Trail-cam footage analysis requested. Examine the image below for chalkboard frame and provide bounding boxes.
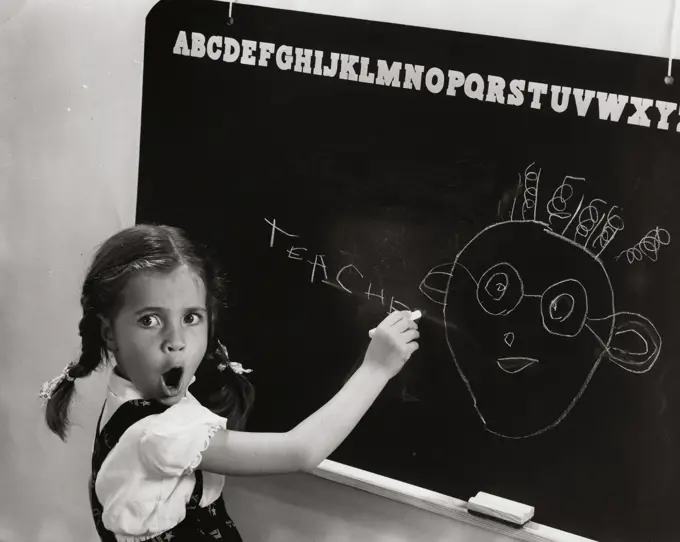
[312,461,594,542]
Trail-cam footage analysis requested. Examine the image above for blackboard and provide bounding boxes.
[136,2,680,540]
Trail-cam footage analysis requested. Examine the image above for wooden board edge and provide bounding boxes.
[310,460,597,542]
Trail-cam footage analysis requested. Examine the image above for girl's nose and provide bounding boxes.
[163,326,186,352]
[165,341,185,352]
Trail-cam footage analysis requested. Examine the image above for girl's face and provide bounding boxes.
[101,264,209,405]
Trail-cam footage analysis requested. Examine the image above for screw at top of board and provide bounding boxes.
[228,1,234,26]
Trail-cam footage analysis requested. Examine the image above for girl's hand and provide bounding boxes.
[364,310,420,380]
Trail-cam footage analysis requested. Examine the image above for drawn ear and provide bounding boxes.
[607,312,661,373]
[419,262,455,306]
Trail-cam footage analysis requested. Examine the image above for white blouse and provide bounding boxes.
[95,370,227,542]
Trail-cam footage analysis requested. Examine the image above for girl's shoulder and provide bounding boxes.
[97,392,228,487]
[134,394,228,477]
[101,371,228,477]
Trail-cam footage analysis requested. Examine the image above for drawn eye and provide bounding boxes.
[548,293,574,322]
[541,279,588,337]
[485,272,509,300]
[477,263,524,315]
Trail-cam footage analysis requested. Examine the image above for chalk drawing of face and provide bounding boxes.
[420,164,662,438]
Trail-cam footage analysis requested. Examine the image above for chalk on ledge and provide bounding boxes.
[368,310,422,338]
[467,492,534,526]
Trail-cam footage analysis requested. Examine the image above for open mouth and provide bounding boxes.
[497,357,538,374]
[161,366,184,395]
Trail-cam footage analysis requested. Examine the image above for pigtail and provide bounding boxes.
[191,340,255,430]
[45,310,108,441]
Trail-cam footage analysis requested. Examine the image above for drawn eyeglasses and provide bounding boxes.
[475,263,588,338]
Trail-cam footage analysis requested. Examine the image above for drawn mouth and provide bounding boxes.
[496,357,539,374]
[161,366,184,394]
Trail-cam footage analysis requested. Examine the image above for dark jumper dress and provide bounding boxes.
[89,399,243,541]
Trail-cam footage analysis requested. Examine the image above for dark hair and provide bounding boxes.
[44,224,254,440]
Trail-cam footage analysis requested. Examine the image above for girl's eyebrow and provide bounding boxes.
[133,306,207,315]
[134,306,167,315]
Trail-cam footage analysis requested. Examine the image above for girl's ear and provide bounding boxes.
[607,311,661,373]
[98,315,117,352]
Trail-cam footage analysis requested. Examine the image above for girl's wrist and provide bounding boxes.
[358,359,394,383]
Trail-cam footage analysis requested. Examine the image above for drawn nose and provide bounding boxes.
[503,332,515,347]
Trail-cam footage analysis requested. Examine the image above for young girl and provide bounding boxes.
[40,224,420,542]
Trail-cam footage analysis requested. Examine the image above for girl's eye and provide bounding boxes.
[184,313,203,325]
[139,315,161,328]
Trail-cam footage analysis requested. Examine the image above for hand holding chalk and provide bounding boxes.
[364,310,420,380]
[368,310,421,338]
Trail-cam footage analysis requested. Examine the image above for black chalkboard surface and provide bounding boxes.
[136,2,680,540]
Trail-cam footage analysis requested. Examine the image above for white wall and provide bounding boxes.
[236,0,680,59]
[1,0,677,541]
[1,0,156,540]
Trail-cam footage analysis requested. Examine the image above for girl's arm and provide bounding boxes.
[199,310,419,476]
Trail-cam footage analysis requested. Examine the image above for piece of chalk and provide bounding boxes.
[467,492,534,526]
[368,310,422,338]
